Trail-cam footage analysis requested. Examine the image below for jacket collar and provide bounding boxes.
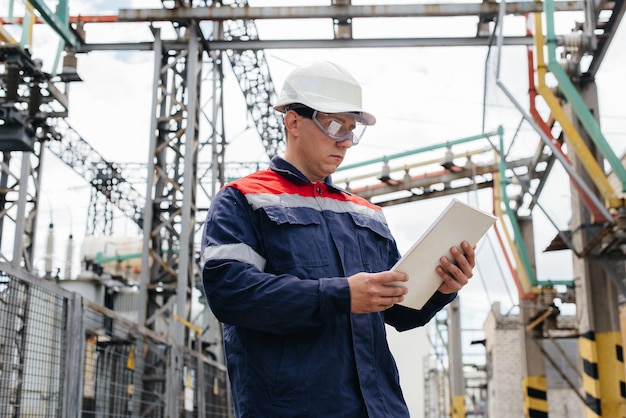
[269,156,351,195]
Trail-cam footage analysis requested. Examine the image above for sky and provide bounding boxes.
[1,1,625,415]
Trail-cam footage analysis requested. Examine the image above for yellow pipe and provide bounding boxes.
[532,10,621,209]
[493,152,535,295]
[0,24,17,43]
[172,313,203,336]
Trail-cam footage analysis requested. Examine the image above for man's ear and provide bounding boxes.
[283,111,301,138]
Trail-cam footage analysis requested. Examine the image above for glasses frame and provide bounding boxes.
[285,104,366,146]
[311,111,366,145]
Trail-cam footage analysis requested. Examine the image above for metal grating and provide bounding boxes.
[0,265,230,417]
[0,275,66,417]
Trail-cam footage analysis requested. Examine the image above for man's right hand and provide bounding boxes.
[347,271,408,313]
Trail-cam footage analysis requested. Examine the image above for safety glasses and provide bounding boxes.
[311,111,367,145]
[286,104,367,145]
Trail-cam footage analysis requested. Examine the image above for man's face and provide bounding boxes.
[285,111,355,183]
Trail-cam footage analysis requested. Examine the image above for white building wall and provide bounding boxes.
[548,388,585,418]
[387,325,432,418]
[484,304,524,418]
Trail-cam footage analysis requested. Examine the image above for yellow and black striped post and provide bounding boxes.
[579,330,626,417]
[523,375,548,417]
[450,394,465,418]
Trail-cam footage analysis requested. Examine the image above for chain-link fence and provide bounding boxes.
[0,262,230,418]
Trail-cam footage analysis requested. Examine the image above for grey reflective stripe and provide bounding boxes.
[246,193,387,225]
[202,243,266,271]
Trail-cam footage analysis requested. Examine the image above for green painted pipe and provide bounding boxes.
[497,127,538,287]
[28,0,78,47]
[336,130,499,172]
[19,4,32,49]
[94,247,178,265]
[544,0,626,192]
[497,127,573,287]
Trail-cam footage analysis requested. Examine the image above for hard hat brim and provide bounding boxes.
[274,102,376,126]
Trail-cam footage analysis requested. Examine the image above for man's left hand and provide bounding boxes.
[436,241,475,294]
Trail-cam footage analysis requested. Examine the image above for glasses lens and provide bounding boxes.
[313,111,366,145]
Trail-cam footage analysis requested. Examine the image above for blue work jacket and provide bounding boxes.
[201,156,456,417]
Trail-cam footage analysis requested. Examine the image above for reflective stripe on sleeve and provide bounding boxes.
[247,193,387,225]
[202,243,266,271]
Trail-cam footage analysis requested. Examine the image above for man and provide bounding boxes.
[201,61,475,417]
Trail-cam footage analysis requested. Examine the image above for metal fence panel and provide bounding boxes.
[0,264,230,418]
[0,272,67,417]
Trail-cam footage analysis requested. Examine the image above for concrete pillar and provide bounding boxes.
[518,217,549,417]
[448,297,466,417]
[564,80,626,417]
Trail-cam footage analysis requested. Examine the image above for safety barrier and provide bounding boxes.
[0,262,230,417]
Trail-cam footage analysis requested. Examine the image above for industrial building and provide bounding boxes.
[0,1,625,417]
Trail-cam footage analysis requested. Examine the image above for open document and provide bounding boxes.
[389,199,497,310]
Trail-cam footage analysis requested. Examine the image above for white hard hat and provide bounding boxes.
[273,61,376,126]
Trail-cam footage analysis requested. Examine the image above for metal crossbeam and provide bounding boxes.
[118,2,584,21]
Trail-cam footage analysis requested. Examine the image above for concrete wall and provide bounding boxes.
[484,303,524,417]
[484,302,584,418]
